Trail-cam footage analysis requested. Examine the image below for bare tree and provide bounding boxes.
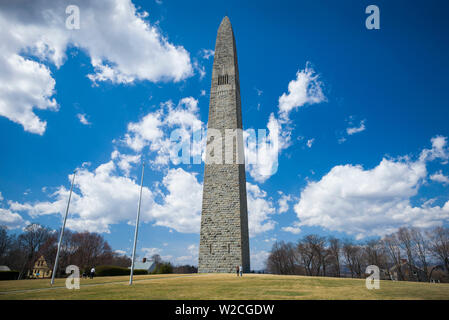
[342,241,364,278]
[267,241,297,275]
[397,227,420,281]
[297,241,314,276]
[283,242,298,275]
[69,231,113,272]
[410,228,429,281]
[363,238,389,281]
[297,235,326,276]
[382,234,404,280]
[110,252,131,267]
[17,223,52,279]
[36,233,57,271]
[427,226,449,276]
[0,225,11,262]
[328,237,341,277]
[3,236,26,272]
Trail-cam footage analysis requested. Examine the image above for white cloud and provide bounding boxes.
[172,244,198,265]
[0,0,193,134]
[175,255,192,263]
[0,192,3,201]
[420,135,449,163]
[247,183,276,237]
[186,244,197,254]
[346,120,366,135]
[0,53,58,135]
[245,114,283,183]
[114,249,127,255]
[0,208,27,229]
[150,168,203,233]
[278,193,292,214]
[123,97,204,166]
[142,247,161,258]
[430,171,449,185]
[161,255,173,261]
[111,150,141,176]
[193,60,206,80]
[8,157,207,234]
[250,250,269,270]
[338,137,347,144]
[124,110,164,152]
[293,136,449,239]
[282,226,301,234]
[9,159,155,233]
[200,90,206,96]
[306,138,315,148]
[278,63,326,122]
[200,49,214,60]
[77,113,91,125]
[246,64,325,183]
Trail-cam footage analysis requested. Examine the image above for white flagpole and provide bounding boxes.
[51,170,76,285]
[129,162,145,285]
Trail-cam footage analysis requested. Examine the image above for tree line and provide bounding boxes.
[0,223,131,279]
[0,223,197,279]
[266,226,449,283]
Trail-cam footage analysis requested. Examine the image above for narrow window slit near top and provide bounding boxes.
[218,74,228,85]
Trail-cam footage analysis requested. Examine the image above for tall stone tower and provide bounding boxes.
[198,17,250,273]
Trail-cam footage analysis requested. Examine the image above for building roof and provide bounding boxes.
[129,260,156,272]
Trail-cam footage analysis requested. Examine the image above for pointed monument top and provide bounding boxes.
[216,16,235,54]
[218,16,232,31]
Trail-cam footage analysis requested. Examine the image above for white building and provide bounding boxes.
[129,258,157,273]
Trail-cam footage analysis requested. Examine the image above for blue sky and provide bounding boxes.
[0,0,448,270]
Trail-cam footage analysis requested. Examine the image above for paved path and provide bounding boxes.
[0,274,206,295]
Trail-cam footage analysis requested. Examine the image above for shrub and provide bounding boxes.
[173,265,198,274]
[95,265,148,276]
[133,269,148,275]
[0,271,19,280]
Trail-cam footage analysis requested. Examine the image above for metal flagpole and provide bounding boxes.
[129,161,145,285]
[51,170,76,285]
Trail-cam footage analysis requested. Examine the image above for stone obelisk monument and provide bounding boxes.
[198,17,250,273]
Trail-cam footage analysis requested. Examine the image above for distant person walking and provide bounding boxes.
[90,267,95,279]
[239,265,243,277]
[236,265,239,277]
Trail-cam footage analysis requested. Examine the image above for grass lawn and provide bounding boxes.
[0,273,448,300]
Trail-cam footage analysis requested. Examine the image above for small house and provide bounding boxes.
[28,255,52,279]
[129,258,157,273]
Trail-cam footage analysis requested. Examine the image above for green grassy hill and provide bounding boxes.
[1,273,448,300]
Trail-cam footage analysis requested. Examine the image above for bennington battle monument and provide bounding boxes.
[198,17,250,273]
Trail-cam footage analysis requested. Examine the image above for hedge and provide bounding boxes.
[0,271,19,280]
[94,265,147,277]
